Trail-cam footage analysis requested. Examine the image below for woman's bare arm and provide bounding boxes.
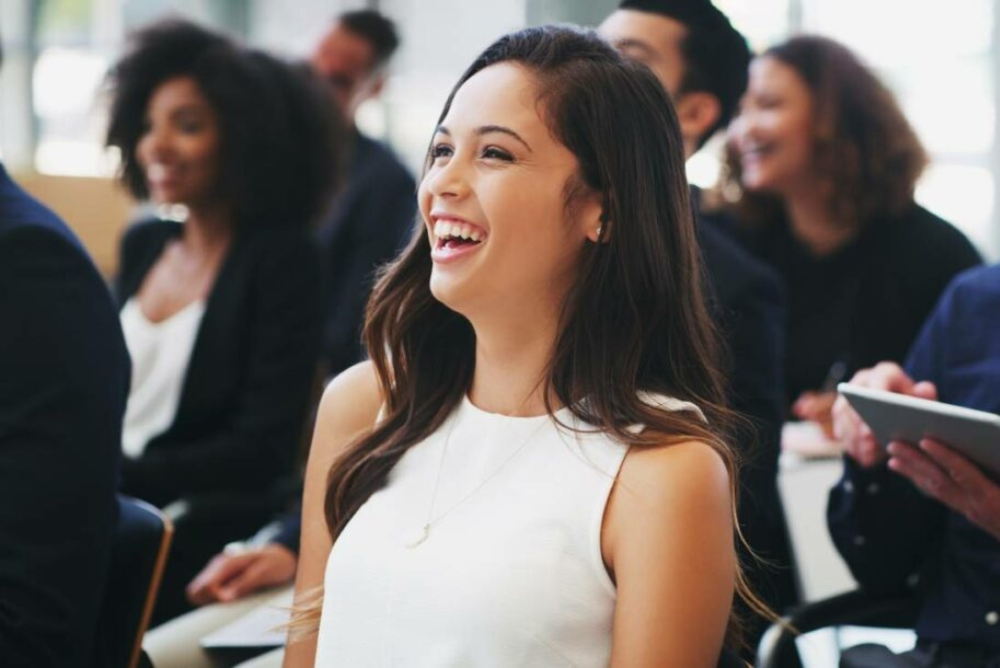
[604,440,736,668]
[283,361,382,668]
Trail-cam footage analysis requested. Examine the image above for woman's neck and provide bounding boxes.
[182,200,234,257]
[467,308,560,418]
[783,187,858,257]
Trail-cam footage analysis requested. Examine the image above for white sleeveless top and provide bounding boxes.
[120,298,205,457]
[314,392,705,667]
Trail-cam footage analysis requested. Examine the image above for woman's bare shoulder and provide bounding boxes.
[315,360,384,441]
[619,437,729,504]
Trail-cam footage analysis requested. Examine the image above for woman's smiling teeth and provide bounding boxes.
[433,220,486,249]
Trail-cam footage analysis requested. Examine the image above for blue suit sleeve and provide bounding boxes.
[269,509,302,555]
[826,280,957,594]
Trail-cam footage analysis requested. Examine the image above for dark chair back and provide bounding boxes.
[89,494,173,668]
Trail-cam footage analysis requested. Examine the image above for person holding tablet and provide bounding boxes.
[829,263,1000,667]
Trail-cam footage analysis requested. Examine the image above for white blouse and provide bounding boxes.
[314,392,705,667]
[120,298,205,458]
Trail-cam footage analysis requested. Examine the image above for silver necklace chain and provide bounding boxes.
[400,406,552,549]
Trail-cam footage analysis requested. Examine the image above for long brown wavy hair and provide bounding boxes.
[724,35,928,231]
[297,24,772,650]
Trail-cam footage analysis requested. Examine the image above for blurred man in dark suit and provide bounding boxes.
[0,43,130,665]
[310,9,417,375]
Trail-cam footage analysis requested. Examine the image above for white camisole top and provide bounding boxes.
[314,392,705,667]
[120,298,205,458]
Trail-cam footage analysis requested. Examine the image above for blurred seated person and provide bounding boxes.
[0,150,129,664]
[726,35,981,434]
[104,19,341,622]
[310,9,417,375]
[829,263,1000,667]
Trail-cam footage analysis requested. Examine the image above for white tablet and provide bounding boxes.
[837,383,1000,475]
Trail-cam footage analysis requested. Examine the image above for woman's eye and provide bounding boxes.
[176,116,206,134]
[430,143,453,159]
[756,95,782,110]
[482,146,513,161]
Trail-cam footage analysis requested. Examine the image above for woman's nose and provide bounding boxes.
[728,112,756,146]
[425,157,470,199]
[140,127,172,161]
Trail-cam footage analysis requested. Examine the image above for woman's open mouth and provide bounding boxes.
[431,219,487,263]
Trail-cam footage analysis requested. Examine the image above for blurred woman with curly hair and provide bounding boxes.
[726,35,981,433]
[105,18,343,622]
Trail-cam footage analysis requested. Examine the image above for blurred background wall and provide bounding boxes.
[2,0,998,274]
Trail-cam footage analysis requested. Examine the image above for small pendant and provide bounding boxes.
[401,524,429,549]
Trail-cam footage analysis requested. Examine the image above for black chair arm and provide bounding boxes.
[755,588,920,668]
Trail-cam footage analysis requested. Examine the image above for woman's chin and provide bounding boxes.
[742,175,779,195]
[150,192,187,208]
[742,166,802,197]
[429,273,461,305]
[429,272,477,315]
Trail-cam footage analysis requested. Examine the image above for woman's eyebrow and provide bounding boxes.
[433,124,532,152]
[476,125,532,152]
[169,104,210,119]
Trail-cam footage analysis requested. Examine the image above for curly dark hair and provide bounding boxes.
[726,35,927,229]
[106,18,344,231]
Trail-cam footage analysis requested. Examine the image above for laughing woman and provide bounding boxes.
[726,36,981,432]
[106,19,341,622]
[285,26,761,668]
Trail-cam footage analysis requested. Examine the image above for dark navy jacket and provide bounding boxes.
[317,129,416,376]
[0,164,129,666]
[828,263,1000,652]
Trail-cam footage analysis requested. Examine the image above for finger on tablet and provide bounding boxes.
[920,438,985,488]
[889,441,961,505]
[911,381,938,402]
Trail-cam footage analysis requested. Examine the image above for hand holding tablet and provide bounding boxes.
[830,362,939,469]
[836,378,1000,540]
[837,383,1000,476]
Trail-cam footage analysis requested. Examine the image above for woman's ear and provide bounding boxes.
[586,209,610,244]
[571,180,609,243]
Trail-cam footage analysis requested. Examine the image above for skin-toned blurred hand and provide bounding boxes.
[886,439,1000,542]
[792,390,838,437]
[831,362,938,468]
[186,543,298,606]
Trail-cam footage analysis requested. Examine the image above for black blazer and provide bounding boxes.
[0,164,129,667]
[114,219,324,508]
[735,204,982,406]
